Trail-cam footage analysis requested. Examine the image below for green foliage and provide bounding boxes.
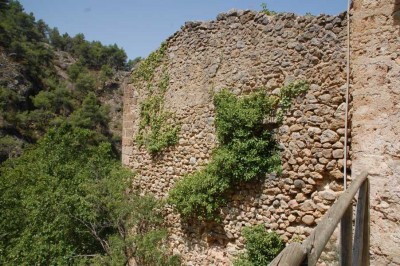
[0,2,63,157]
[99,64,114,84]
[132,43,167,83]
[233,254,254,266]
[0,125,126,264]
[69,92,109,131]
[0,1,45,48]
[49,30,128,70]
[32,86,75,116]
[126,56,142,70]
[169,82,308,221]
[133,45,179,154]
[67,62,88,82]
[75,73,96,94]
[67,62,103,111]
[81,193,179,266]
[260,3,277,16]
[0,0,10,11]
[136,95,180,154]
[0,8,144,264]
[0,86,26,120]
[168,169,230,220]
[0,0,53,82]
[234,225,284,266]
[48,27,64,49]
[0,135,23,161]
[277,80,309,121]
[0,124,179,265]
[15,109,57,136]
[213,90,282,182]
[168,89,281,220]
[0,1,130,163]
[135,230,181,266]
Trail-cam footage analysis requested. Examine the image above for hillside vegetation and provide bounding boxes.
[0,0,134,161]
[0,1,178,265]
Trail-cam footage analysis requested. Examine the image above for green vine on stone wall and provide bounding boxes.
[132,43,180,154]
[277,80,309,122]
[132,43,167,84]
[168,81,309,221]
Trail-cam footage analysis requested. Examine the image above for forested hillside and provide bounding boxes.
[0,0,134,162]
[0,1,178,265]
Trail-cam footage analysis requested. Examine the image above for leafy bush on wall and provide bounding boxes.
[234,225,284,266]
[168,81,309,221]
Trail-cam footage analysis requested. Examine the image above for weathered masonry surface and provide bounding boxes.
[123,10,348,265]
[350,0,400,264]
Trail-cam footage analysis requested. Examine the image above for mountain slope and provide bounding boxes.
[0,0,133,162]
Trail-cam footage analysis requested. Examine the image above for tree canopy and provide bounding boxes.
[0,125,179,265]
[0,0,131,162]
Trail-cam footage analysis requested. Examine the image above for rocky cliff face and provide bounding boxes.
[351,0,400,264]
[123,10,348,265]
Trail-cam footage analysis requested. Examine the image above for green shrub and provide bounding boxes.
[233,254,254,266]
[69,92,109,131]
[99,64,114,84]
[168,89,282,220]
[0,135,23,161]
[32,86,75,116]
[168,168,230,221]
[135,229,181,266]
[234,225,284,266]
[169,82,308,221]
[67,62,88,82]
[75,72,96,93]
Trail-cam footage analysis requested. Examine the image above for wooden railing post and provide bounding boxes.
[269,171,369,266]
[340,205,353,266]
[352,179,370,266]
[303,171,368,266]
[269,243,306,266]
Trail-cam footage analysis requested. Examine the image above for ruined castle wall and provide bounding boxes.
[350,0,400,264]
[123,10,347,264]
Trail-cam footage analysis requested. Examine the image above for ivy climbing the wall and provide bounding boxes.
[132,43,180,154]
[168,81,309,221]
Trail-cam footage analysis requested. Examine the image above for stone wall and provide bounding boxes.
[350,0,400,264]
[123,10,348,264]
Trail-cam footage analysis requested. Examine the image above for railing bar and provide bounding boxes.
[269,242,306,266]
[304,171,368,266]
[340,205,353,266]
[352,179,369,266]
[362,179,370,266]
[270,171,369,266]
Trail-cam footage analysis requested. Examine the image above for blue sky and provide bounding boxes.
[19,0,348,60]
